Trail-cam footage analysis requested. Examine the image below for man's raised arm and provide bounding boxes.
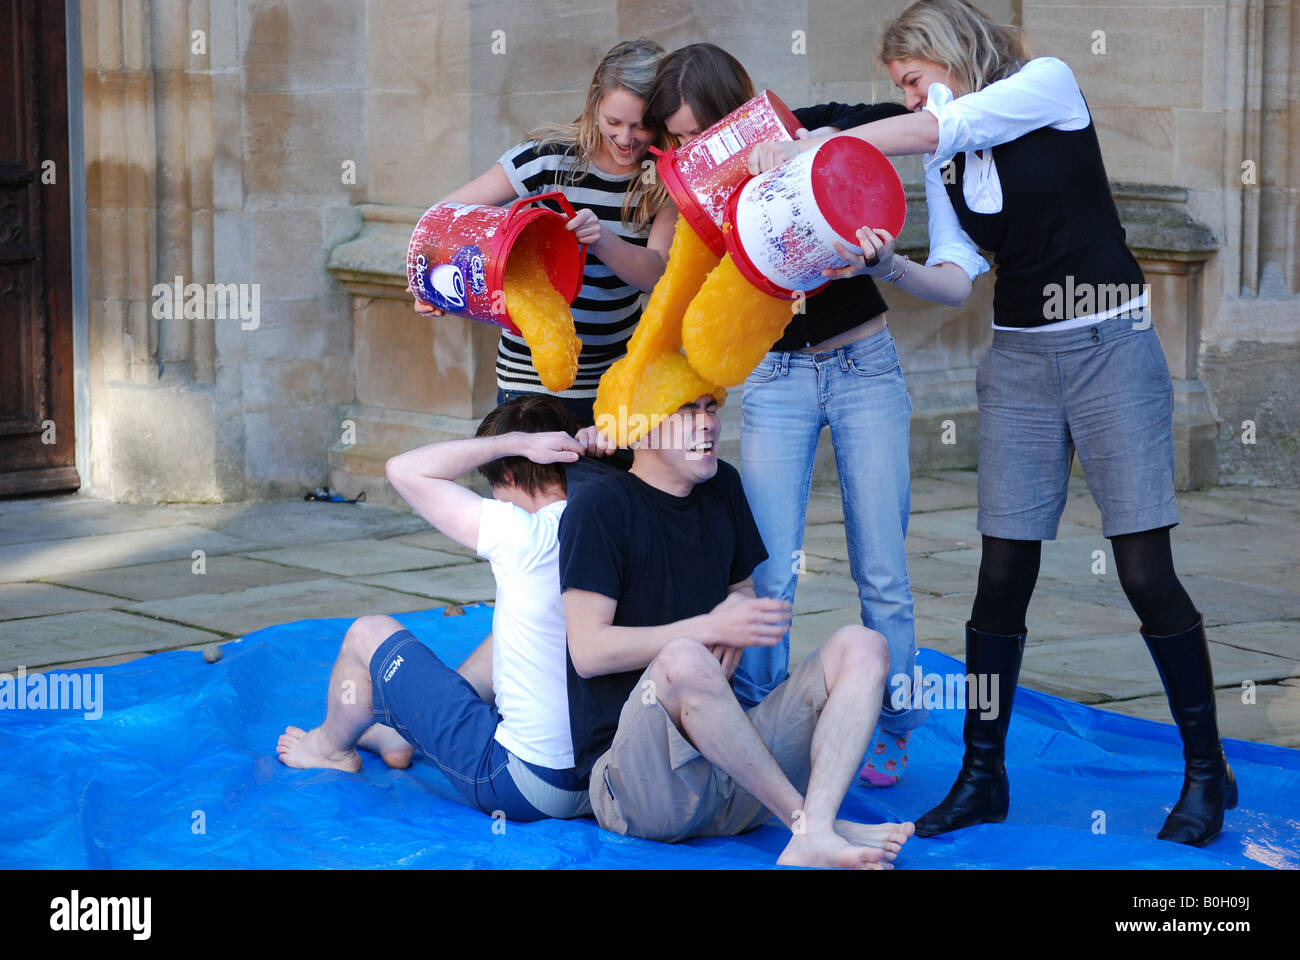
[385,431,582,550]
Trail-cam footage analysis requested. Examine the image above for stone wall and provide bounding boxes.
[81,0,360,501]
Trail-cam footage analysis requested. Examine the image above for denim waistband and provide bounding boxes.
[767,324,895,371]
[990,310,1152,354]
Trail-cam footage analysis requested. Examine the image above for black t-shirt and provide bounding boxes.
[771,100,910,350]
[557,458,768,776]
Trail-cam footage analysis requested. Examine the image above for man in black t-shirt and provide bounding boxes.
[561,394,915,869]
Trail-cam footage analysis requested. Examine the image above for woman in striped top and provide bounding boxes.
[412,39,677,426]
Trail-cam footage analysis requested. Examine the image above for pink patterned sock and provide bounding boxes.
[858,728,910,787]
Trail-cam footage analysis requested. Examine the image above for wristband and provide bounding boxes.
[885,255,911,284]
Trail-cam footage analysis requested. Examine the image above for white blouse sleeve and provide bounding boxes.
[922,161,989,283]
[922,57,1091,172]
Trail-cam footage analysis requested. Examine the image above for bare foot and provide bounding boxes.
[357,723,414,769]
[276,725,362,773]
[778,828,897,870]
[835,819,915,850]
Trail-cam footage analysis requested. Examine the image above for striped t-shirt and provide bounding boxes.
[497,141,650,399]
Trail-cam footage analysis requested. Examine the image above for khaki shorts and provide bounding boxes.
[589,649,828,843]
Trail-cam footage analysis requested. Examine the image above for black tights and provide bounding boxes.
[969,528,1198,637]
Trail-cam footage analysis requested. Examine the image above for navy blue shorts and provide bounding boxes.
[368,629,589,822]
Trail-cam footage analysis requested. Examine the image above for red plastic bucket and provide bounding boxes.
[722,137,906,299]
[406,192,586,336]
[652,90,801,257]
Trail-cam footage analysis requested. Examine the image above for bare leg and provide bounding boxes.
[650,633,900,870]
[356,724,413,768]
[456,633,494,702]
[277,615,403,772]
[782,626,913,866]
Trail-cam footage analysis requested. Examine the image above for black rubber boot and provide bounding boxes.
[914,623,1025,838]
[1142,615,1238,846]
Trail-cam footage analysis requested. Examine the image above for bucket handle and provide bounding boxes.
[503,191,588,264]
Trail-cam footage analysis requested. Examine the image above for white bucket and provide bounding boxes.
[724,137,907,298]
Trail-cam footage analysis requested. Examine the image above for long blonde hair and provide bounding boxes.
[879,0,1028,95]
[528,38,671,233]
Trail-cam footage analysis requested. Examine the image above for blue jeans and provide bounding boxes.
[735,328,927,733]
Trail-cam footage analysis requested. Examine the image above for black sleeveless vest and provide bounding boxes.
[942,120,1145,327]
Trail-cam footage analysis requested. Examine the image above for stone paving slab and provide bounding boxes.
[1016,635,1298,703]
[804,494,849,525]
[0,582,122,620]
[0,610,222,671]
[913,593,976,630]
[123,579,444,638]
[790,572,861,615]
[1202,486,1300,509]
[355,565,497,604]
[26,639,230,675]
[1101,680,1300,749]
[1051,574,1300,627]
[904,556,981,597]
[0,495,249,546]
[0,526,258,582]
[912,591,1139,644]
[201,501,429,547]
[915,619,967,657]
[243,538,471,576]
[905,532,968,556]
[908,473,980,513]
[1169,551,1299,592]
[387,529,481,558]
[789,608,860,664]
[45,556,326,602]
[800,523,849,560]
[1205,621,1300,665]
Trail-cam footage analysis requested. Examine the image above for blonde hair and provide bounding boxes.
[528,38,671,233]
[879,0,1028,95]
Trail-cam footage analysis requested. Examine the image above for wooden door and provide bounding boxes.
[0,0,77,495]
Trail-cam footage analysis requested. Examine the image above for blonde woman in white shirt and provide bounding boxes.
[751,0,1234,848]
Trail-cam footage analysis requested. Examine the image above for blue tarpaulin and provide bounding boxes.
[2,604,1295,869]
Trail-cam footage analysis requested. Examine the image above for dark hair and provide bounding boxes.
[474,395,582,496]
[644,43,755,136]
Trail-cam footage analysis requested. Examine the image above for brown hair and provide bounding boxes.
[879,0,1028,96]
[474,395,582,496]
[528,38,671,232]
[644,43,756,136]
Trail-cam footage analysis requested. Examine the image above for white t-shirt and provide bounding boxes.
[476,497,575,769]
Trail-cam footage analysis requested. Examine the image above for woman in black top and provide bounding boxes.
[645,44,928,789]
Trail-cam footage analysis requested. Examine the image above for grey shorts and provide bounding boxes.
[976,314,1179,540]
[589,649,828,843]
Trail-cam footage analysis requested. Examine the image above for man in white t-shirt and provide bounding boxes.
[275,396,594,821]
